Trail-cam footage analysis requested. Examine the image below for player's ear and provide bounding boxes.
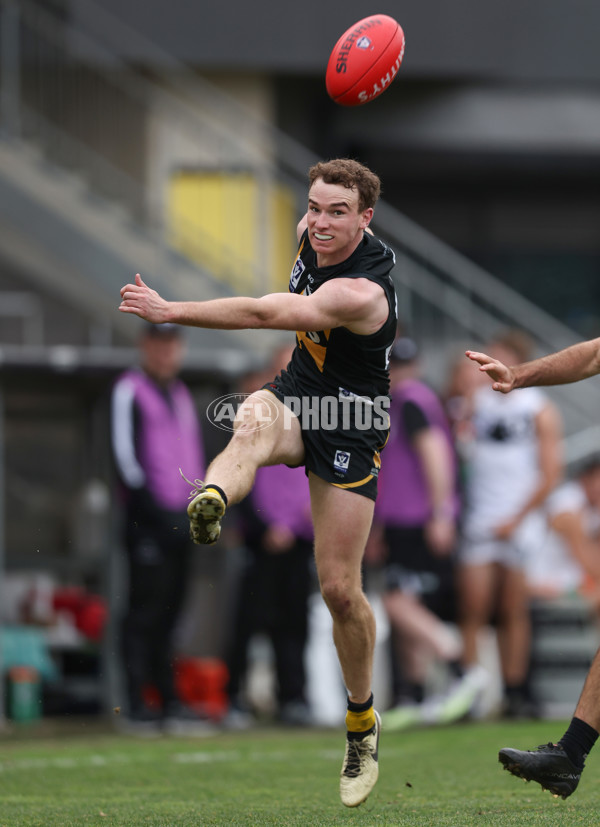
[360,208,374,229]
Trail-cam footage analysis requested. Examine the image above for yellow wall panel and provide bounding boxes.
[169,170,296,295]
[269,184,297,291]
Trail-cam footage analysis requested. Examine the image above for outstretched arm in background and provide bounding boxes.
[466,338,600,393]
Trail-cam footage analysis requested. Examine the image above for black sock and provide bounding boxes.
[448,660,464,679]
[559,717,599,768]
[347,692,374,713]
[205,484,228,506]
[505,682,530,700]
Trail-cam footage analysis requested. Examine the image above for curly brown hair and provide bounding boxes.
[308,159,381,212]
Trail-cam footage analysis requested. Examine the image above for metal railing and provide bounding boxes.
[1,0,600,445]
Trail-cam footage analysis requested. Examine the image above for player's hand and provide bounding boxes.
[425,515,456,556]
[262,524,295,554]
[119,273,171,323]
[493,517,520,541]
[363,521,387,565]
[465,350,515,393]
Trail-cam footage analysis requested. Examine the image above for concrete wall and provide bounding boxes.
[74,0,600,82]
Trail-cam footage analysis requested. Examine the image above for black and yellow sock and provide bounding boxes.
[346,692,375,733]
[204,484,228,507]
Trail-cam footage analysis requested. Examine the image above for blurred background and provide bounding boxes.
[1,0,600,729]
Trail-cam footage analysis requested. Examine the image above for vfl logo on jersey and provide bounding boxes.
[333,450,351,475]
[289,257,305,292]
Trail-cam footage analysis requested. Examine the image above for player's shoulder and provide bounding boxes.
[362,228,394,254]
[321,274,383,303]
[319,272,383,311]
[475,384,547,412]
[547,480,585,515]
[113,368,138,389]
[353,231,396,277]
[113,368,152,399]
[522,385,551,413]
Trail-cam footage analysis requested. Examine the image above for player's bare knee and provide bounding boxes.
[320,580,356,621]
[233,393,278,434]
[232,418,262,440]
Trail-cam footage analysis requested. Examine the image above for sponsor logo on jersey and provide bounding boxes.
[333,450,351,474]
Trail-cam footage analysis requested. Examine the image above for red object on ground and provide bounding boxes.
[52,587,108,641]
[176,657,229,721]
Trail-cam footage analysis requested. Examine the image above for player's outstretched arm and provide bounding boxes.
[119,273,301,330]
[466,338,600,393]
[119,272,386,333]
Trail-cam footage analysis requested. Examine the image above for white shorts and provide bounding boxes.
[459,512,547,570]
[458,536,524,569]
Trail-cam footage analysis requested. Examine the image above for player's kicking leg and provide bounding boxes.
[184,390,304,544]
[183,481,227,545]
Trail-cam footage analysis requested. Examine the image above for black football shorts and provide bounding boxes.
[263,367,389,502]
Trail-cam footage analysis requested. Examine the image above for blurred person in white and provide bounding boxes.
[525,455,600,609]
[458,329,563,718]
[373,338,481,731]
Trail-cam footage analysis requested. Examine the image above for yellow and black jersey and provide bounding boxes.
[287,229,398,399]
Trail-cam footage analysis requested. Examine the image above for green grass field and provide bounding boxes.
[0,718,598,826]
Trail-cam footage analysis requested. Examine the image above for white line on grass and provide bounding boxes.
[0,746,405,774]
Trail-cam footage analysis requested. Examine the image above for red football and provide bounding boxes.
[325,15,405,107]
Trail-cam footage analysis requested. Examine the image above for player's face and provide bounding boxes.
[307,178,373,267]
[487,344,520,369]
[141,336,184,384]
